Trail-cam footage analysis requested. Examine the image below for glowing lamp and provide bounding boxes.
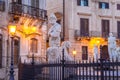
[8,25,16,36]
[72,49,77,55]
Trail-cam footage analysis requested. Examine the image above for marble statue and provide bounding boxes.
[93,44,99,61]
[46,41,73,62]
[61,41,73,61]
[47,13,73,61]
[115,46,120,60]
[48,13,61,47]
[46,13,74,80]
[108,33,116,60]
[46,41,73,80]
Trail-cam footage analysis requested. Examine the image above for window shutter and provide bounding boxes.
[106,20,109,36]
[117,21,120,38]
[0,35,2,68]
[17,0,22,4]
[99,2,102,8]
[117,4,120,10]
[36,0,39,8]
[14,38,20,65]
[102,20,109,37]
[106,3,109,9]
[80,18,89,36]
[0,1,5,12]
[77,0,80,5]
[85,0,88,6]
[85,19,89,36]
[102,20,105,37]
[80,18,85,36]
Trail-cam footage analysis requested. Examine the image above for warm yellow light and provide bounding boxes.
[31,26,37,33]
[73,49,77,55]
[23,26,37,35]
[96,40,100,44]
[89,37,103,47]
[23,26,31,34]
[8,25,16,36]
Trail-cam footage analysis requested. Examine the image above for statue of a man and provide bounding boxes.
[108,33,116,60]
[93,44,99,61]
[48,13,61,47]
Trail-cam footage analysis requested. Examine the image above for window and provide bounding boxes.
[117,21,120,38]
[99,2,109,9]
[30,38,38,53]
[117,4,120,10]
[82,46,88,60]
[101,20,110,38]
[31,0,39,8]
[12,0,22,4]
[80,18,89,37]
[77,0,88,6]
[0,0,5,12]
[31,0,39,16]
[14,37,20,65]
[0,35,2,68]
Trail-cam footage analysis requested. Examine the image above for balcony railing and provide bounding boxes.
[74,30,101,38]
[75,30,119,40]
[9,2,47,20]
[74,30,89,38]
[102,32,109,38]
[0,1,5,12]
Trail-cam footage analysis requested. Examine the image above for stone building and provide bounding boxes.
[0,0,63,80]
[64,0,120,61]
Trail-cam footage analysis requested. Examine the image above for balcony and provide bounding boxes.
[0,1,5,12]
[101,32,109,38]
[74,30,89,39]
[74,30,101,39]
[9,2,47,20]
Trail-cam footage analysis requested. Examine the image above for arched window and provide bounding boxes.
[0,34,2,68]
[30,38,38,53]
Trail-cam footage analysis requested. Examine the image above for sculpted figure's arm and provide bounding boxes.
[48,23,61,38]
[48,27,53,37]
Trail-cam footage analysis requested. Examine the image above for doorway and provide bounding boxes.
[101,45,109,60]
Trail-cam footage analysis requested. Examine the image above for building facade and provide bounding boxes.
[0,0,63,80]
[64,0,120,61]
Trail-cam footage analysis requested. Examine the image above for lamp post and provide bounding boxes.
[72,48,77,61]
[8,25,16,80]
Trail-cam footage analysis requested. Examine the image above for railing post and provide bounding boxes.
[31,54,35,80]
[99,45,104,80]
[61,49,65,80]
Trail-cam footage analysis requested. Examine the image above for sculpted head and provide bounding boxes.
[109,33,113,37]
[49,13,57,25]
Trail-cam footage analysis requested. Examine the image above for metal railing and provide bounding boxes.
[74,30,101,38]
[74,30,89,38]
[9,2,47,20]
[19,57,120,80]
[74,30,115,39]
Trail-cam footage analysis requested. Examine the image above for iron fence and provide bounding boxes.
[19,58,120,80]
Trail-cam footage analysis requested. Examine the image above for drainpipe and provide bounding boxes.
[63,0,65,41]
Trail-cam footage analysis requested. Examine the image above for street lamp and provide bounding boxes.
[72,48,77,61]
[8,25,16,80]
